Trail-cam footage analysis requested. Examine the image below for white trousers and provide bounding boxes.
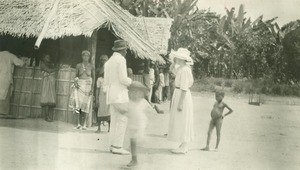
[109,104,128,148]
[158,85,163,101]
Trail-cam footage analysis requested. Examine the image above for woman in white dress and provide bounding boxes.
[167,48,194,154]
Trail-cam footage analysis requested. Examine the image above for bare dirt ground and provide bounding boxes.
[1,92,300,170]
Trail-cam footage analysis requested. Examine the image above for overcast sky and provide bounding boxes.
[197,0,300,26]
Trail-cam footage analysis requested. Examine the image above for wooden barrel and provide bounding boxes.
[10,67,42,118]
[55,68,77,123]
[10,67,76,123]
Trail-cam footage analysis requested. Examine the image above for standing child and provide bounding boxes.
[202,91,233,151]
[153,63,160,103]
[95,55,110,133]
[157,68,165,103]
[163,68,170,102]
[127,68,133,78]
[126,81,156,168]
[148,63,155,103]
[40,54,58,122]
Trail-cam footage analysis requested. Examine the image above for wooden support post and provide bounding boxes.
[34,0,60,49]
[87,31,97,127]
[89,32,97,67]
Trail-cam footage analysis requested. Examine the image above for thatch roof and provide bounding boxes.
[0,0,173,63]
[134,17,172,55]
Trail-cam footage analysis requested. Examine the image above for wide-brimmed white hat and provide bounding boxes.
[170,48,191,63]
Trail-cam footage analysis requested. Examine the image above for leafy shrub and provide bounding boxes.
[282,85,300,96]
[198,78,210,85]
[192,78,300,97]
[244,83,253,94]
[233,82,244,93]
[191,78,216,92]
[292,87,300,96]
[225,79,233,87]
[281,85,291,96]
[261,86,271,94]
[209,84,216,92]
[214,78,223,86]
[271,84,284,95]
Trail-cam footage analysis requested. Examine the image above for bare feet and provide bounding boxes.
[126,160,138,167]
[201,147,210,151]
[95,129,101,133]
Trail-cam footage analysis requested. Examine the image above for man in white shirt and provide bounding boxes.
[0,51,24,115]
[104,40,132,155]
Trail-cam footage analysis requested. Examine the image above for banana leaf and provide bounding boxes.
[265,17,278,24]
[252,15,263,26]
[162,9,171,18]
[274,23,280,30]
[224,7,235,31]
[217,16,226,34]
[236,4,245,32]
[241,18,251,32]
[149,5,159,15]
[180,0,198,17]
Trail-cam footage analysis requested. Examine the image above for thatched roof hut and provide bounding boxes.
[0,0,172,63]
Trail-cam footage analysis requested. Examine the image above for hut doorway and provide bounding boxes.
[94,27,117,78]
[94,27,147,87]
[96,28,117,61]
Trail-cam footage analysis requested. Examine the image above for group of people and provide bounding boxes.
[148,62,172,105]
[0,37,235,169]
[5,38,233,168]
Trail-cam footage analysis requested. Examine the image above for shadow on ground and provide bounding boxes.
[59,147,111,154]
[0,118,75,134]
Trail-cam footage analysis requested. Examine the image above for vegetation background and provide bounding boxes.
[113,0,300,96]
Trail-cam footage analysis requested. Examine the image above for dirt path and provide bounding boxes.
[1,94,300,170]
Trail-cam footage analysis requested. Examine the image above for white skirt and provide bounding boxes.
[167,88,194,142]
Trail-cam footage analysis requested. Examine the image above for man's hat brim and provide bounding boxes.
[112,46,128,51]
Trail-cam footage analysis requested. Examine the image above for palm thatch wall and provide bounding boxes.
[0,0,173,63]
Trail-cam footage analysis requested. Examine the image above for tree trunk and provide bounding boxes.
[142,0,149,17]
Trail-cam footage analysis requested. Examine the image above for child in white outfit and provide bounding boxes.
[126,81,156,168]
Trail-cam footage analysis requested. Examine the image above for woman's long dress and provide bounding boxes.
[167,65,194,142]
[40,71,56,107]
